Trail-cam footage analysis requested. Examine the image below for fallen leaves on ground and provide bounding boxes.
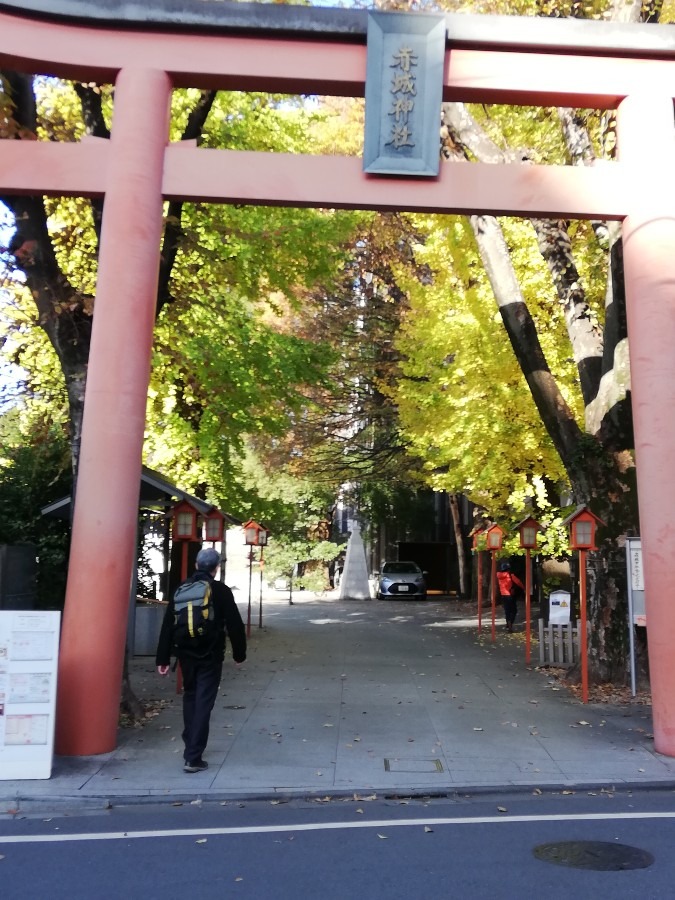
[544,669,651,706]
[119,698,171,729]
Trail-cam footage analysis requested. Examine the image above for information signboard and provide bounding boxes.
[549,590,571,625]
[627,538,645,626]
[626,536,644,697]
[0,610,60,780]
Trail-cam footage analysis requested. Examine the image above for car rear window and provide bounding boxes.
[383,563,420,574]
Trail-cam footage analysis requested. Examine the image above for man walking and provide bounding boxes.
[156,547,246,773]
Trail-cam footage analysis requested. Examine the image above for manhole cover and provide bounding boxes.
[384,758,444,773]
[533,841,654,871]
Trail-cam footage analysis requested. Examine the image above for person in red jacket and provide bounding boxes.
[496,560,525,633]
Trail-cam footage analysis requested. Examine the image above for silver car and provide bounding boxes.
[376,561,427,600]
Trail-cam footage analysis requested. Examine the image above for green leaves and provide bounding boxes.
[0,415,71,607]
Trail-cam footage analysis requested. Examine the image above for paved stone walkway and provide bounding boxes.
[1,593,670,811]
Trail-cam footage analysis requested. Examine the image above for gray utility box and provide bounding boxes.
[0,543,37,610]
[134,601,167,656]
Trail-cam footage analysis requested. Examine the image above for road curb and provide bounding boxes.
[5,778,675,815]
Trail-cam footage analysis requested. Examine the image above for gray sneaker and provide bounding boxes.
[183,759,208,773]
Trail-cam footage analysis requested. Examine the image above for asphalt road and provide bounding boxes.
[2,789,675,899]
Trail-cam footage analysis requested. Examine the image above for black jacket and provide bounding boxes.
[155,573,247,667]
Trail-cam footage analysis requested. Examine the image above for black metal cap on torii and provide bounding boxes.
[3,0,675,61]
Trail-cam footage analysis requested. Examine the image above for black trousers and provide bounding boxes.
[179,656,223,763]
[501,594,517,626]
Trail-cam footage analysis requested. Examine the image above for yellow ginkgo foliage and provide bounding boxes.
[389,212,582,520]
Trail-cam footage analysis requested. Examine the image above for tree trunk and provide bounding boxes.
[120,647,146,723]
[567,446,637,683]
[441,100,639,682]
[448,493,468,598]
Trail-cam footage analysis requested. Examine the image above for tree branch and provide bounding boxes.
[73,82,109,243]
[157,90,218,315]
[442,101,604,408]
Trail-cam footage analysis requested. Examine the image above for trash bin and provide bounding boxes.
[134,600,167,656]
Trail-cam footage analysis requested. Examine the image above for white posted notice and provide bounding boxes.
[0,610,61,780]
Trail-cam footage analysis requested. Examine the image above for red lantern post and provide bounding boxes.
[243,520,267,638]
[485,524,504,643]
[172,499,199,582]
[472,528,486,634]
[171,500,200,694]
[258,528,268,629]
[563,506,604,703]
[516,516,543,664]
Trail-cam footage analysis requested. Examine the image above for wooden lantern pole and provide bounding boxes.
[579,548,589,703]
[477,550,483,634]
[490,551,498,643]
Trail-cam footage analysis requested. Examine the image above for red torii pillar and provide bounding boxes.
[55,67,171,755]
[619,92,675,757]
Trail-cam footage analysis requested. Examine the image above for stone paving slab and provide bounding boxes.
[1,594,673,811]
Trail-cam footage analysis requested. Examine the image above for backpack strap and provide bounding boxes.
[187,599,195,637]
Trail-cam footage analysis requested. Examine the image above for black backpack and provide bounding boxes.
[172,576,219,658]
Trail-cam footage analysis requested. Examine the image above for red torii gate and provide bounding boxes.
[1,0,675,756]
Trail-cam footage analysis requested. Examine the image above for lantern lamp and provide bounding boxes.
[172,499,199,542]
[243,519,267,546]
[485,524,504,551]
[204,509,225,543]
[562,506,604,551]
[516,516,542,550]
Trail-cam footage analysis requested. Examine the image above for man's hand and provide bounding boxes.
[157,665,170,676]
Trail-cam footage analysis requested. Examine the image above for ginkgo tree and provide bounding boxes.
[392,213,577,521]
[375,0,669,682]
[0,75,362,507]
